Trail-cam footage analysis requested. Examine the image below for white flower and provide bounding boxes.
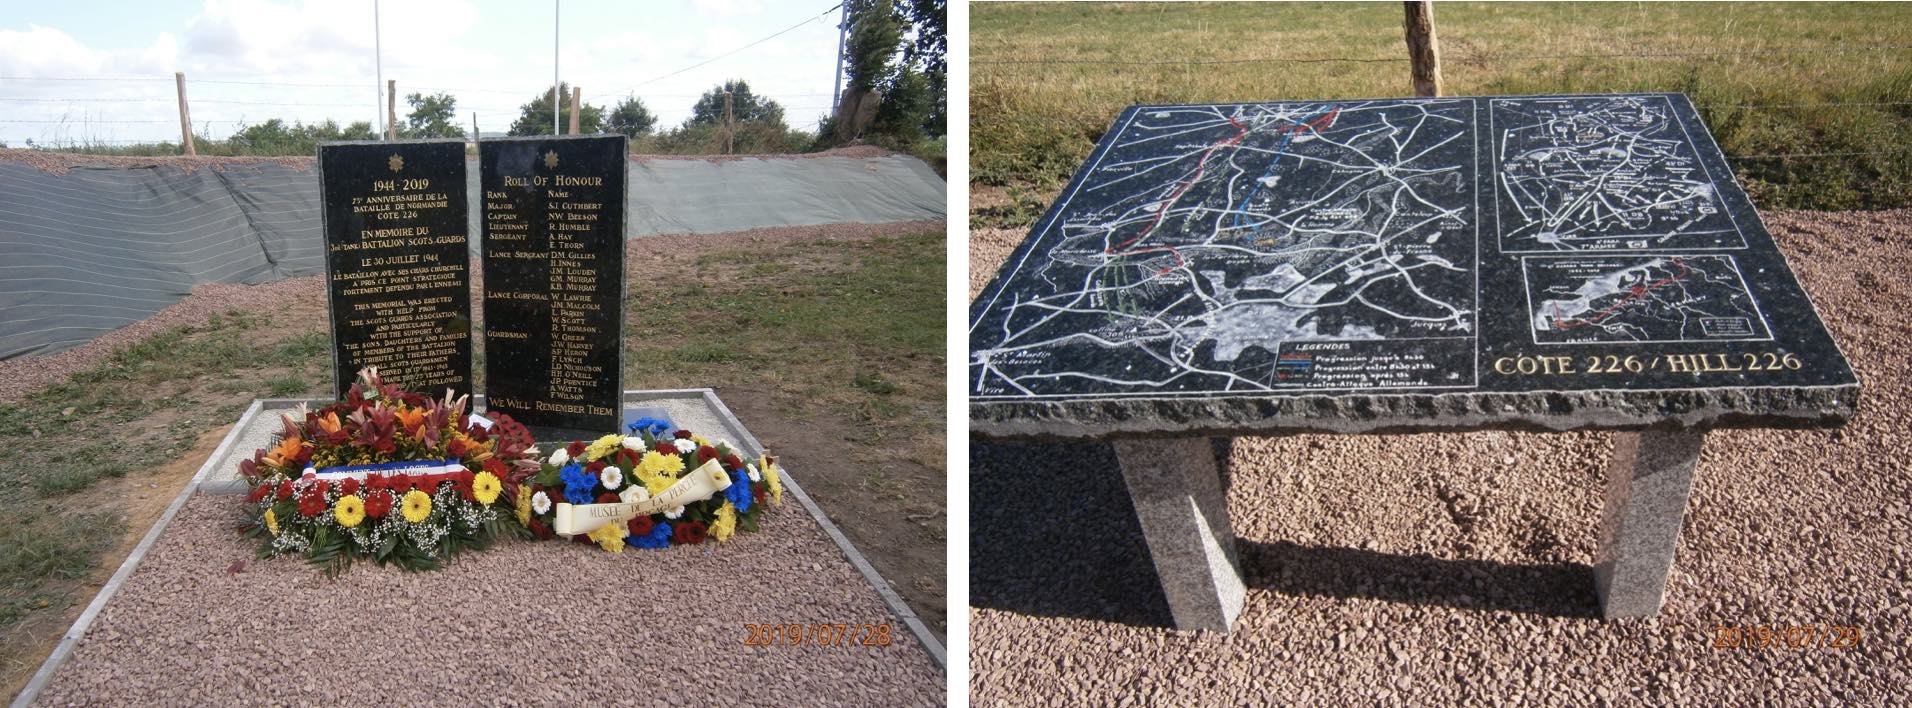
[599,467,623,490]
[548,448,570,466]
[747,463,761,482]
[672,439,698,454]
[664,506,684,519]
[531,491,552,515]
[621,436,644,451]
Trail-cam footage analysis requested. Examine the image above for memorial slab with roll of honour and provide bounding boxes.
[968,93,1859,631]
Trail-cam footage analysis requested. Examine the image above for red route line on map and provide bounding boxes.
[1552,257,1691,330]
[1104,108,1342,274]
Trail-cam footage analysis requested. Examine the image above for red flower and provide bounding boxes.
[654,440,676,454]
[567,440,587,457]
[595,492,620,504]
[484,458,507,477]
[313,479,329,497]
[672,520,708,545]
[721,453,743,470]
[447,438,469,458]
[528,519,552,538]
[238,459,258,480]
[455,476,475,502]
[364,490,393,518]
[673,430,694,440]
[247,484,269,503]
[754,486,767,504]
[628,516,654,536]
[696,446,719,464]
[340,477,360,496]
[276,481,294,500]
[586,460,607,473]
[612,448,641,469]
[388,473,411,493]
[297,493,325,517]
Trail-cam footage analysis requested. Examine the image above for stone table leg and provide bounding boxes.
[1112,437,1246,631]
[1594,429,1705,619]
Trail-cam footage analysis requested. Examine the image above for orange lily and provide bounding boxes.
[264,433,305,468]
[393,405,427,438]
[315,411,344,437]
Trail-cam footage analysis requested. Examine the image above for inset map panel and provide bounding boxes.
[970,100,1479,398]
[1525,255,1771,344]
[1492,96,1743,253]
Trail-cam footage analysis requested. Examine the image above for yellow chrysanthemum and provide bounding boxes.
[762,456,783,504]
[472,470,502,505]
[264,508,280,536]
[640,450,686,477]
[333,494,366,529]
[637,468,674,497]
[587,522,625,553]
[401,489,433,523]
[711,502,737,543]
[584,433,623,461]
[690,434,711,446]
[514,485,532,525]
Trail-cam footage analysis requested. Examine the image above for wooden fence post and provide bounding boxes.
[174,72,195,156]
[569,86,582,135]
[1403,1,1443,97]
[387,80,398,139]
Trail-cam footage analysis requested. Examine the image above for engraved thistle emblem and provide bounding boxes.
[543,150,559,169]
[387,154,403,172]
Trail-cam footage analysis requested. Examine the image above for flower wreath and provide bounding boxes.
[237,368,540,573]
[515,417,783,553]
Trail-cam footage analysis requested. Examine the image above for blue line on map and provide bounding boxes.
[1232,107,1327,240]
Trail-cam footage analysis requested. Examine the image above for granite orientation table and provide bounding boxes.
[967,94,1859,631]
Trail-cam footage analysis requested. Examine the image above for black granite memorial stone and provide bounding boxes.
[968,94,1860,438]
[479,134,627,438]
[318,139,472,400]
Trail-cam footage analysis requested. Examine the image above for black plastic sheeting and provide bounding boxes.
[0,153,944,360]
[0,161,323,359]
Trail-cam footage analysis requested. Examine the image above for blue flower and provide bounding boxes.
[627,417,673,436]
[559,463,596,505]
[725,470,752,513]
[630,520,673,549]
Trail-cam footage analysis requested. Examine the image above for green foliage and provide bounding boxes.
[509,82,605,136]
[871,67,935,146]
[636,121,812,155]
[606,95,659,137]
[903,0,948,138]
[845,0,906,94]
[686,79,786,128]
[402,92,466,138]
[227,119,379,155]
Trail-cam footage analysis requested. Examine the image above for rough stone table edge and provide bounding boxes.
[13,390,944,707]
[970,383,1860,440]
[12,400,264,708]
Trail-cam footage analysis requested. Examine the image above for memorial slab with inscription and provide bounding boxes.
[968,94,1859,630]
[480,134,628,438]
[970,93,1857,438]
[318,139,472,400]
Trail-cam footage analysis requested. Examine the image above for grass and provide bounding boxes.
[626,230,944,438]
[0,307,332,682]
[972,1,1912,215]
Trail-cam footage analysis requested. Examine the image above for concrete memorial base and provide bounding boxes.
[14,390,943,706]
[1122,429,1708,632]
[1113,438,1245,632]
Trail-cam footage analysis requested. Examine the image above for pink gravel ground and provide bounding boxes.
[967,209,1912,704]
[33,495,939,705]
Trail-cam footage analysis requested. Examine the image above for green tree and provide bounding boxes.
[844,1,905,95]
[605,96,658,137]
[403,92,465,138]
[902,0,946,137]
[686,80,785,128]
[509,82,604,136]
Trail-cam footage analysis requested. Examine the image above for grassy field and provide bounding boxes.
[0,228,946,696]
[972,1,1912,218]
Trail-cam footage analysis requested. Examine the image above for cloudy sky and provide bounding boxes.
[0,0,848,146]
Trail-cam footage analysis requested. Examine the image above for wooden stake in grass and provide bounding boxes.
[569,86,582,135]
[174,71,195,156]
[386,79,398,140]
[1403,1,1443,97]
